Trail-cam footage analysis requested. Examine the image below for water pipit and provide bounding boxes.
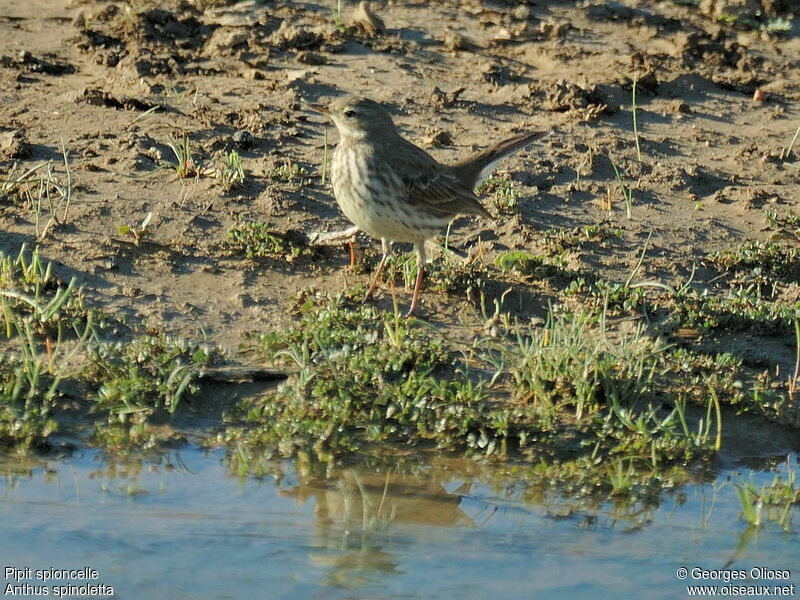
[312,95,542,315]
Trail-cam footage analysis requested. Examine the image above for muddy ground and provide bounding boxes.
[0,0,798,362]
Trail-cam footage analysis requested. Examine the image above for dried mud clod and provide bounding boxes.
[0,129,31,161]
[482,62,523,86]
[421,128,454,148]
[204,28,250,57]
[71,2,219,75]
[75,31,127,67]
[699,0,761,20]
[430,86,466,108]
[270,21,325,51]
[440,29,472,52]
[73,88,162,113]
[295,50,327,66]
[350,1,385,37]
[530,80,612,118]
[0,50,75,76]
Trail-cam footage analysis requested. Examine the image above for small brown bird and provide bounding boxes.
[312,95,542,315]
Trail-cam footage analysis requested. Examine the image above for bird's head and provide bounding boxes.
[310,96,397,141]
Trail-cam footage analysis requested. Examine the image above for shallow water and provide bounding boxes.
[1,447,797,599]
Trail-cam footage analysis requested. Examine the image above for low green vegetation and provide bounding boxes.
[716,13,792,34]
[0,246,217,451]
[494,236,800,337]
[0,246,93,448]
[382,248,489,299]
[709,240,800,283]
[166,135,199,179]
[267,159,307,182]
[1,227,798,509]
[0,244,89,334]
[670,240,800,334]
[217,231,800,500]
[764,208,800,237]
[736,461,799,531]
[221,220,314,260]
[221,295,728,496]
[494,224,618,275]
[87,334,213,417]
[216,150,246,192]
[86,333,215,450]
[477,175,523,213]
[0,144,74,238]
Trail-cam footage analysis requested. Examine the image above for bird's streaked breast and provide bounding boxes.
[331,143,449,243]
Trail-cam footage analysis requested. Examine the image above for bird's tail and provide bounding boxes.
[451,131,546,189]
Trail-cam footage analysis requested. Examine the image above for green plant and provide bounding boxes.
[632,74,642,162]
[1,141,75,238]
[86,333,213,421]
[166,135,198,178]
[0,313,90,449]
[0,245,91,336]
[216,150,245,192]
[268,159,307,182]
[221,220,313,260]
[477,175,523,213]
[709,241,800,283]
[228,299,508,461]
[739,460,798,531]
[331,0,346,32]
[223,296,721,499]
[610,159,634,219]
[509,310,661,424]
[118,211,154,245]
[0,247,93,448]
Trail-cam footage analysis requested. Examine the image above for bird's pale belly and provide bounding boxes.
[337,190,444,243]
[332,149,448,243]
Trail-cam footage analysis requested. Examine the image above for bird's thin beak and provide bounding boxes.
[308,103,330,116]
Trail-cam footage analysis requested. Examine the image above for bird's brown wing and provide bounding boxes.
[392,140,490,218]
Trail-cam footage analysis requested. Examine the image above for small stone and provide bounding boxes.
[146,146,163,162]
[232,130,254,150]
[511,5,531,21]
[295,51,326,66]
[673,100,691,114]
[243,69,265,80]
[285,69,314,82]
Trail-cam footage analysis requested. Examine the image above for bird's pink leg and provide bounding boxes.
[364,238,391,303]
[347,240,357,267]
[406,242,426,317]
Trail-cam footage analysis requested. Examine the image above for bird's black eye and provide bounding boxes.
[344,110,357,118]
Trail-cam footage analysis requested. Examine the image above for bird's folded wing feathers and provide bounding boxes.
[391,141,490,218]
[402,171,490,218]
